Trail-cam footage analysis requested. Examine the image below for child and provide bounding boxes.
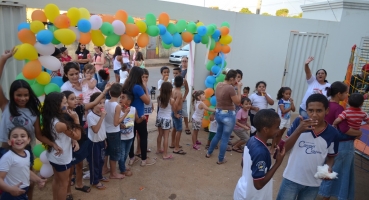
[104,84,129,179]
[97,68,111,100]
[192,91,215,150]
[242,87,250,98]
[81,64,101,104]
[158,66,170,90]
[271,87,295,153]
[87,92,108,190]
[119,63,129,84]
[156,82,176,159]
[171,76,186,155]
[234,109,285,200]
[333,93,369,129]
[206,112,218,150]
[249,81,274,127]
[0,127,46,200]
[234,69,244,113]
[133,52,145,68]
[232,98,252,153]
[276,94,339,200]
[41,92,82,200]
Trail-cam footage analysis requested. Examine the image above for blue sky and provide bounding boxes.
[161,0,326,16]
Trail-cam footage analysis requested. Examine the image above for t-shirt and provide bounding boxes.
[158,79,169,90]
[119,70,129,84]
[144,87,153,115]
[46,118,72,165]
[120,106,135,140]
[104,100,120,133]
[249,93,272,115]
[248,136,271,180]
[338,107,368,130]
[234,109,249,130]
[87,111,107,142]
[122,51,130,63]
[0,150,30,188]
[61,80,83,96]
[75,49,90,64]
[131,84,145,117]
[215,83,236,110]
[283,117,339,187]
[209,120,218,133]
[181,68,187,78]
[93,53,105,72]
[300,76,331,111]
[278,99,291,119]
[325,102,353,140]
[0,103,37,146]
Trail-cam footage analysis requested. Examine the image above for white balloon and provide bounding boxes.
[39,151,48,164]
[69,26,80,41]
[112,20,126,35]
[89,15,103,30]
[39,56,61,71]
[34,42,54,56]
[40,163,53,178]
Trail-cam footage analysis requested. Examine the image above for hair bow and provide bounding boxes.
[104,68,109,74]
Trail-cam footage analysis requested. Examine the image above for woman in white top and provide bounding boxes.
[61,62,83,96]
[113,47,123,83]
[299,56,330,118]
[41,92,81,200]
[249,81,274,127]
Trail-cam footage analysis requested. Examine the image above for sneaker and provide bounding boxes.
[83,170,90,175]
[196,140,202,145]
[83,173,90,180]
[193,144,201,150]
[128,157,139,166]
[140,157,156,166]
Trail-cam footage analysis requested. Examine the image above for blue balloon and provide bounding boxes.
[197,26,207,36]
[193,34,201,43]
[162,31,173,45]
[205,80,214,89]
[50,76,64,87]
[158,24,167,35]
[210,96,217,106]
[18,22,30,31]
[214,56,222,65]
[212,29,221,41]
[77,19,91,33]
[206,76,216,84]
[36,30,54,45]
[172,33,182,47]
[211,65,220,74]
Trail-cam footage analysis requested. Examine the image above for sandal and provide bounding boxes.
[93,183,106,190]
[75,185,91,193]
[217,159,227,165]
[173,150,187,155]
[226,145,232,151]
[205,153,211,158]
[196,140,202,145]
[66,194,73,200]
[232,148,243,153]
[100,177,109,182]
[185,129,191,135]
[135,154,142,158]
[169,145,182,149]
[193,144,201,150]
[163,154,174,160]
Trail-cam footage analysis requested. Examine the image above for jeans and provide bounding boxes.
[95,73,102,83]
[299,107,309,119]
[129,120,148,160]
[106,132,121,161]
[207,109,236,162]
[277,178,319,200]
[118,138,133,173]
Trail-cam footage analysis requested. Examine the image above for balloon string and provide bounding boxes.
[204,36,211,65]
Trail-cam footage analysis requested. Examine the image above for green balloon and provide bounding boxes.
[44,83,60,95]
[51,37,61,45]
[101,22,114,36]
[221,22,230,28]
[176,20,187,33]
[147,25,160,37]
[105,34,120,47]
[145,13,156,26]
[25,59,29,64]
[186,22,197,33]
[201,35,209,44]
[162,41,172,49]
[216,74,225,82]
[127,16,134,24]
[33,144,46,158]
[206,38,215,50]
[206,25,215,36]
[16,73,35,85]
[203,116,209,120]
[223,60,227,68]
[167,23,177,35]
[31,83,45,97]
[48,25,58,32]
[206,60,215,71]
[209,105,215,110]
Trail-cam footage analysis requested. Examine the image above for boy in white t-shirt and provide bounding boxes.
[87,92,108,190]
[158,66,170,90]
[205,113,218,150]
[277,94,339,200]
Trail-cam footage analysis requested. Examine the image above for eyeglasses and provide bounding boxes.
[181,60,188,63]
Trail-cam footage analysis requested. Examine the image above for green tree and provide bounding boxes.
[261,12,272,16]
[209,6,219,10]
[291,12,303,18]
[239,8,253,14]
[276,8,289,17]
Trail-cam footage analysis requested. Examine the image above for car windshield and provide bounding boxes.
[180,45,190,51]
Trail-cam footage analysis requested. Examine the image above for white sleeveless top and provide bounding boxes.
[113,57,122,70]
[47,118,72,165]
[192,101,204,122]
[157,100,172,119]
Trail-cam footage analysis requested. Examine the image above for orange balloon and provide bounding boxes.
[220,27,229,36]
[202,119,210,128]
[158,12,170,26]
[31,10,47,22]
[125,24,139,37]
[208,50,217,60]
[221,45,231,54]
[204,110,209,116]
[79,32,91,44]
[213,42,222,53]
[22,60,42,79]
[120,34,134,49]
[204,88,214,98]
[115,10,128,23]
[181,32,193,43]
[18,29,36,45]
[137,33,149,48]
[102,15,115,23]
[203,99,211,107]
[54,15,70,29]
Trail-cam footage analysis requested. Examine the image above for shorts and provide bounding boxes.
[71,139,91,165]
[279,118,291,129]
[192,119,201,130]
[1,186,29,199]
[155,117,172,130]
[114,69,120,75]
[106,132,121,161]
[49,161,72,172]
[233,129,250,142]
[124,62,132,69]
[181,100,188,117]
[172,111,183,131]
[208,132,216,141]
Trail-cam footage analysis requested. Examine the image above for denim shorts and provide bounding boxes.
[49,161,72,172]
[181,100,188,117]
[172,111,183,131]
[277,178,319,200]
[114,69,120,75]
[106,131,121,161]
[71,139,91,165]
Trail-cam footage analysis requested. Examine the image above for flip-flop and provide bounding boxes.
[75,185,91,193]
[100,177,109,182]
[135,154,142,158]
[205,153,211,158]
[163,154,174,160]
[173,150,187,155]
[185,129,191,135]
[66,194,73,200]
[217,159,227,165]
[226,146,232,151]
[169,145,182,149]
[93,184,106,190]
[232,148,243,153]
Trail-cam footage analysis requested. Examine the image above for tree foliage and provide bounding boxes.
[209,6,219,10]
[261,12,272,16]
[276,8,289,17]
[239,8,253,14]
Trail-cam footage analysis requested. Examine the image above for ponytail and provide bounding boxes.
[326,81,347,97]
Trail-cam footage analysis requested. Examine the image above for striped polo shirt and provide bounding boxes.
[338,107,368,130]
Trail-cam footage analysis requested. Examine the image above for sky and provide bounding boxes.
[161,0,327,16]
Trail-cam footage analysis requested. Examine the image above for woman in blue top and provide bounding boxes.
[122,67,156,166]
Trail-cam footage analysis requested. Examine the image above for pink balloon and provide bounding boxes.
[112,20,125,35]
[89,15,102,30]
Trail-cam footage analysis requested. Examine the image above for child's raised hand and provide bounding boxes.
[67,109,79,121]
[275,145,286,164]
[1,47,16,60]
[101,109,107,117]
[9,182,26,196]
[296,116,318,132]
[289,97,294,102]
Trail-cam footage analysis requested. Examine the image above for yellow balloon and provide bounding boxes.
[30,21,45,33]
[219,35,233,45]
[33,158,42,171]
[54,29,77,45]
[79,8,90,19]
[67,7,81,26]
[91,30,105,46]
[14,43,38,61]
[136,21,147,33]
[44,4,60,23]
[196,21,204,27]
[36,72,51,85]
